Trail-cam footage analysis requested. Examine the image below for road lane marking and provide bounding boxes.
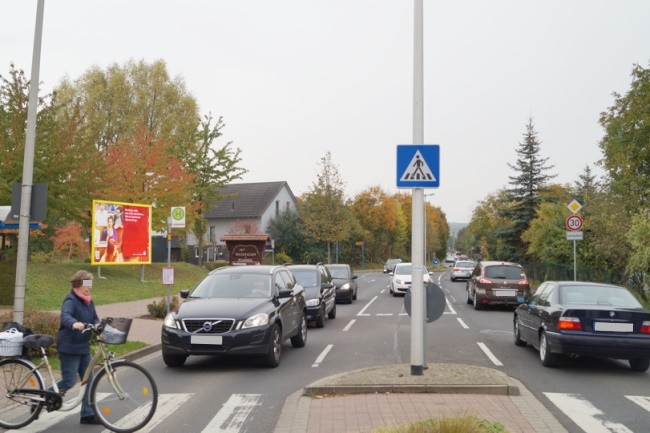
[626,395,650,412]
[476,342,503,366]
[203,394,262,433]
[357,296,378,316]
[312,344,334,367]
[343,319,356,331]
[544,393,633,433]
[457,318,469,329]
[445,297,457,315]
[116,393,193,433]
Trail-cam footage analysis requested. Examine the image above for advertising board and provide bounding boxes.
[91,200,152,265]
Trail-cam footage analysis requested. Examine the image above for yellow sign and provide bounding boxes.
[355,241,364,246]
[567,199,582,214]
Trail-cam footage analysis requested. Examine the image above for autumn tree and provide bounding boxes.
[92,126,196,232]
[499,118,556,261]
[51,223,87,261]
[300,152,352,263]
[186,115,245,266]
[350,186,407,263]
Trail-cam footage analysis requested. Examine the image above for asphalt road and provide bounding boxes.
[16,270,650,432]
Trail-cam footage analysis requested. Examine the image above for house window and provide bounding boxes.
[275,200,279,216]
[209,226,216,243]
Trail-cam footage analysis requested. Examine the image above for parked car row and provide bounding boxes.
[161,262,358,369]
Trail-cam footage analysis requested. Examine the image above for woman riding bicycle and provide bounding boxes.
[57,270,101,425]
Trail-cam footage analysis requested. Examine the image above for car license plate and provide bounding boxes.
[594,322,633,332]
[191,335,223,345]
[494,290,516,297]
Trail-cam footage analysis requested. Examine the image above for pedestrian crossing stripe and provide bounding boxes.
[396,144,440,188]
[400,150,436,182]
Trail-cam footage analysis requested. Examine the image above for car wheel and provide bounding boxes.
[451,277,455,282]
[473,292,482,310]
[162,352,187,368]
[315,307,326,328]
[290,314,307,348]
[352,289,357,301]
[466,288,472,305]
[328,302,337,319]
[629,358,650,372]
[513,319,526,347]
[263,324,282,368]
[539,330,560,367]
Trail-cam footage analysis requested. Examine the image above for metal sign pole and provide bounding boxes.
[573,240,577,281]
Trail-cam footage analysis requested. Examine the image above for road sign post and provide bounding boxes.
[566,200,583,281]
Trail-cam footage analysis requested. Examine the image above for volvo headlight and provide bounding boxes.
[341,283,350,291]
[242,313,269,329]
[163,313,178,329]
[306,298,321,307]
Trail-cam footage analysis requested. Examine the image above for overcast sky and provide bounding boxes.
[3,1,649,223]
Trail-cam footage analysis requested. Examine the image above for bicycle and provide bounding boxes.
[0,318,158,432]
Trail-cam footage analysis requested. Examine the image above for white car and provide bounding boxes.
[450,260,476,282]
[389,262,432,296]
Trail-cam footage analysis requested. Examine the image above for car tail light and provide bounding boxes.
[479,277,491,284]
[558,317,582,331]
[518,278,529,285]
[453,267,460,272]
[641,321,650,334]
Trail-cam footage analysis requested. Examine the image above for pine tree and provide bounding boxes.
[499,118,556,261]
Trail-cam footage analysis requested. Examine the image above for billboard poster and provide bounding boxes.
[91,200,152,265]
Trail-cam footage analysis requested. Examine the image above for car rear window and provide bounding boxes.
[559,285,642,308]
[484,265,525,280]
[456,261,475,268]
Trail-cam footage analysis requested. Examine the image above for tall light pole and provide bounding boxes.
[13,0,45,325]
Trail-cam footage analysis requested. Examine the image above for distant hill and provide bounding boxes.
[448,222,468,234]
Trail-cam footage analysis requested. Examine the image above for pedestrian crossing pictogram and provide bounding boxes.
[400,150,436,181]
[396,144,440,188]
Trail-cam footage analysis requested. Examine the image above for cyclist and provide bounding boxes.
[56,270,101,425]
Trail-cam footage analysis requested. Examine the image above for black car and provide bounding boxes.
[513,281,650,371]
[325,263,358,304]
[383,258,402,274]
[287,263,336,328]
[161,265,307,368]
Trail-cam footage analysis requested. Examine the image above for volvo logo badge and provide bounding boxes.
[609,311,615,317]
[202,322,213,332]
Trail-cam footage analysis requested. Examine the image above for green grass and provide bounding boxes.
[0,261,209,311]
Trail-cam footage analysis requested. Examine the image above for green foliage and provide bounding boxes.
[203,260,230,272]
[30,251,59,264]
[373,415,509,433]
[267,208,306,261]
[599,63,650,212]
[146,296,179,318]
[274,251,293,265]
[499,118,556,262]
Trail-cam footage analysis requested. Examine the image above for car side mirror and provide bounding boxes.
[180,290,190,299]
[322,283,334,291]
[352,275,358,280]
[277,289,293,299]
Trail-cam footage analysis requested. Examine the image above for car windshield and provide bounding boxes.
[292,270,319,288]
[559,285,643,308]
[394,264,412,275]
[191,273,271,298]
[328,267,349,279]
[485,265,524,280]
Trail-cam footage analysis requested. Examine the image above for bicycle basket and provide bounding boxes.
[0,328,23,356]
[100,318,132,345]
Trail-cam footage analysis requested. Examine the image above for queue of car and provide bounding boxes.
[445,254,650,372]
[161,262,359,369]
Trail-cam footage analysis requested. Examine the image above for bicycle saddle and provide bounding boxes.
[22,334,54,349]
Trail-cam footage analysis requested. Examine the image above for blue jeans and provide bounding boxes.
[56,352,94,418]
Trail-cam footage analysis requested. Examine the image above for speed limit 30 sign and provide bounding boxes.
[566,215,583,231]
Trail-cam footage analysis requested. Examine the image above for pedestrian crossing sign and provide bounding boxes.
[396,145,440,188]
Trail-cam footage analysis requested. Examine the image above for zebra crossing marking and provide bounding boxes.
[544,392,633,433]
[202,394,262,433]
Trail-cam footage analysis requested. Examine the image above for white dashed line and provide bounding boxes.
[312,344,333,367]
[356,295,378,316]
[477,342,503,366]
[343,319,356,331]
[457,318,469,329]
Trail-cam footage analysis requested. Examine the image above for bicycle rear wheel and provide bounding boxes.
[90,360,158,433]
[0,358,44,429]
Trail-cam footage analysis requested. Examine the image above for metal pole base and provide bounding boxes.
[411,365,424,376]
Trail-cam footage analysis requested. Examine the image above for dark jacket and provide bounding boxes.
[57,291,100,355]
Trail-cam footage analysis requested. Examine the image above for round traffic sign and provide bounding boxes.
[566,215,583,231]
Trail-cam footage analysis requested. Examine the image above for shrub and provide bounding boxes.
[203,260,229,272]
[0,310,60,357]
[146,296,179,318]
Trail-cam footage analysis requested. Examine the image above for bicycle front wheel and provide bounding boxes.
[0,358,44,429]
[90,360,158,433]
